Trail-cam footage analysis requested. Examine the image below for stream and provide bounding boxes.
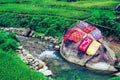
[17,36,111,80]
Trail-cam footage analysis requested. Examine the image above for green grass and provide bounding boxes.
[34,0,119,10]
[0,4,91,20]
[0,50,48,80]
[0,30,48,80]
[0,0,119,21]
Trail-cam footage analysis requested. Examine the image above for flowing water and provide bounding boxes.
[18,36,112,80]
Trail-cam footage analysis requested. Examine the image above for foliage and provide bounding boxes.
[0,12,76,38]
[87,11,120,37]
[0,30,19,51]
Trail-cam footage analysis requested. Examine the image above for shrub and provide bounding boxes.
[0,30,19,51]
[0,12,77,38]
[87,12,120,37]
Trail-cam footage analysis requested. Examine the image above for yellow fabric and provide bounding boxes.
[86,40,101,56]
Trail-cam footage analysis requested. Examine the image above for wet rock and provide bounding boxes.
[44,37,49,41]
[60,21,117,72]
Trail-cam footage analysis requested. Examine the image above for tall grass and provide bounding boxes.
[0,50,48,80]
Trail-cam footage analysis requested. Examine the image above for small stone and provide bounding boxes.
[22,49,26,52]
[39,60,46,65]
[31,61,35,65]
[38,66,48,72]
[25,54,33,59]
[33,58,39,62]
[27,58,34,64]
[54,45,60,50]
[18,46,23,50]
[42,70,53,76]
[34,66,39,70]
[44,37,49,41]
[53,40,57,44]
[38,63,44,69]
[32,35,35,37]
[34,61,39,66]
[38,61,46,70]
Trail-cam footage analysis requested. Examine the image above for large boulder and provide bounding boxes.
[60,21,117,72]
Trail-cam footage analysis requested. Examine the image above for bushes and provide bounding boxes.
[0,12,77,37]
[87,11,120,37]
[0,30,19,51]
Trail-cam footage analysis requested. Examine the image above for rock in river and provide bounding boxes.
[60,21,117,72]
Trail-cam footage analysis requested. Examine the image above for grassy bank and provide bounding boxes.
[0,30,48,80]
